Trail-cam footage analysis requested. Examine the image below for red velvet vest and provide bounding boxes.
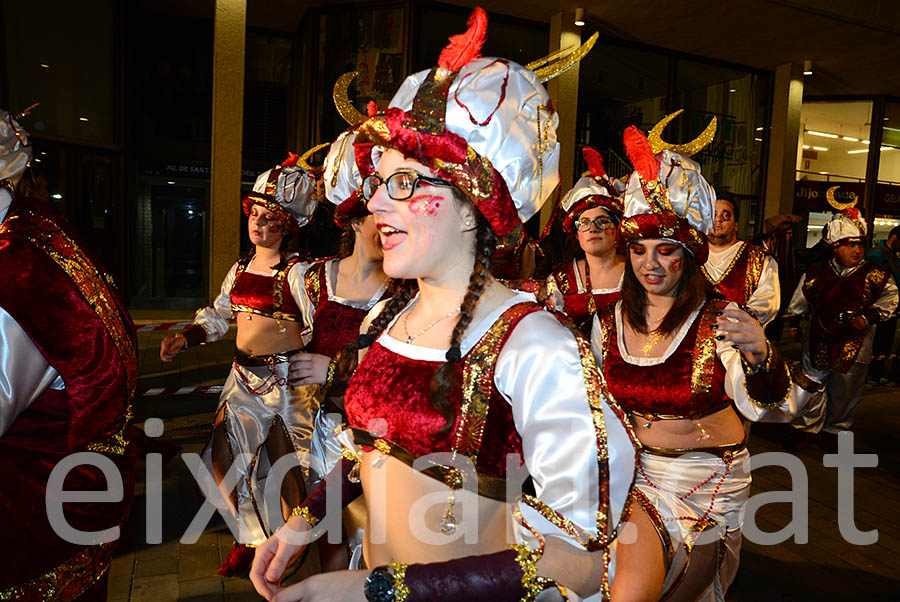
[702,242,769,306]
[303,259,388,358]
[596,300,731,420]
[551,260,621,333]
[230,255,303,323]
[345,302,543,478]
[803,260,890,372]
[0,196,137,599]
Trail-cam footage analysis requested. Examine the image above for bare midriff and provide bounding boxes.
[630,405,745,450]
[234,312,304,356]
[359,451,516,567]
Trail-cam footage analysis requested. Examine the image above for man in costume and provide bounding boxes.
[0,109,138,600]
[866,225,900,385]
[786,200,898,451]
[702,196,780,326]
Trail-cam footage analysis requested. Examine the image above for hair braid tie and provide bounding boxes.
[445,346,462,363]
[356,334,375,349]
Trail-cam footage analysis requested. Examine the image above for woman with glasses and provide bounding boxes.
[593,123,798,601]
[249,8,635,602]
[547,148,625,334]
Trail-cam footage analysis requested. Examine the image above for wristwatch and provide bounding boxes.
[364,566,396,602]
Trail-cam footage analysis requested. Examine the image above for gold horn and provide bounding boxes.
[333,72,367,126]
[533,32,598,83]
[296,143,331,172]
[647,109,717,157]
[15,102,40,119]
[826,186,858,211]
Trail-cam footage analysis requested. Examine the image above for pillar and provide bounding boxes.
[541,12,581,230]
[208,0,246,299]
[764,62,804,219]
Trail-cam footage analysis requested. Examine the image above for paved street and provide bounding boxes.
[107,318,900,601]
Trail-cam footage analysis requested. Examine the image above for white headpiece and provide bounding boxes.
[243,145,327,235]
[0,109,31,182]
[823,186,866,244]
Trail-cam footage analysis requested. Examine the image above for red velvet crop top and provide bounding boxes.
[595,299,731,420]
[344,302,542,478]
[229,256,303,322]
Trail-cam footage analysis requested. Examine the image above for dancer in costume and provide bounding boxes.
[251,8,635,601]
[702,196,780,326]
[591,117,799,601]
[0,108,137,601]
[547,147,625,334]
[159,150,322,575]
[286,127,390,570]
[785,195,897,451]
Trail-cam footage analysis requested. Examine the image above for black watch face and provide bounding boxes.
[364,568,394,602]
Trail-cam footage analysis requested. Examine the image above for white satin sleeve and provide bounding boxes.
[495,310,636,549]
[785,274,809,317]
[747,255,780,326]
[287,261,316,346]
[0,308,65,437]
[873,275,898,320]
[193,262,239,342]
[589,312,604,371]
[717,302,797,422]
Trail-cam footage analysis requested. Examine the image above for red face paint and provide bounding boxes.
[669,258,682,274]
[408,194,442,216]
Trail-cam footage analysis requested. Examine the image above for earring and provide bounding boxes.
[464,220,472,227]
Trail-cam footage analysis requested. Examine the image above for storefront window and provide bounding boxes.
[794,100,873,247]
[874,101,900,241]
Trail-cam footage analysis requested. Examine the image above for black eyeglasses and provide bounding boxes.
[361,171,455,202]
[575,216,616,232]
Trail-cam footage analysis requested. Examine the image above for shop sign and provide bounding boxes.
[793,180,864,213]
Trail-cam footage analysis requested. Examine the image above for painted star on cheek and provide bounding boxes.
[408,195,442,216]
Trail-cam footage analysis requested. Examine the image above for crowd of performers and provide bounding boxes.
[1,6,898,602]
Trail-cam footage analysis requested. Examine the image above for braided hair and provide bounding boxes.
[332,203,497,438]
[430,212,495,436]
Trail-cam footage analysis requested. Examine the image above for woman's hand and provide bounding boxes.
[270,570,369,602]
[716,308,768,367]
[159,335,186,362]
[250,515,314,600]
[288,352,332,386]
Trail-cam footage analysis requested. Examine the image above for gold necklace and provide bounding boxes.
[641,329,665,354]
[402,302,459,344]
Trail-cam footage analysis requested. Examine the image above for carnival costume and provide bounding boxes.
[289,9,635,601]
[702,240,780,326]
[0,109,137,601]
[590,117,797,601]
[787,196,897,435]
[547,147,625,333]
[177,152,321,560]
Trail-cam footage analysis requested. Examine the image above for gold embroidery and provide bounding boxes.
[0,543,114,601]
[690,302,718,406]
[2,211,138,398]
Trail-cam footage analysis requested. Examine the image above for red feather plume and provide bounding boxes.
[845,207,860,220]
[623,126,660,182]
[582,147,606,179]
[367,100,379,117]
[281,152,300,167]
[438,7,488,72]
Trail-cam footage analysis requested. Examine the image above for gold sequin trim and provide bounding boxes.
[0,542,114,601]
[289,504,321,527]
[690,301,718,407]
[373,438,392,455]
[389,561,410,602]
[510,543,543,602]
